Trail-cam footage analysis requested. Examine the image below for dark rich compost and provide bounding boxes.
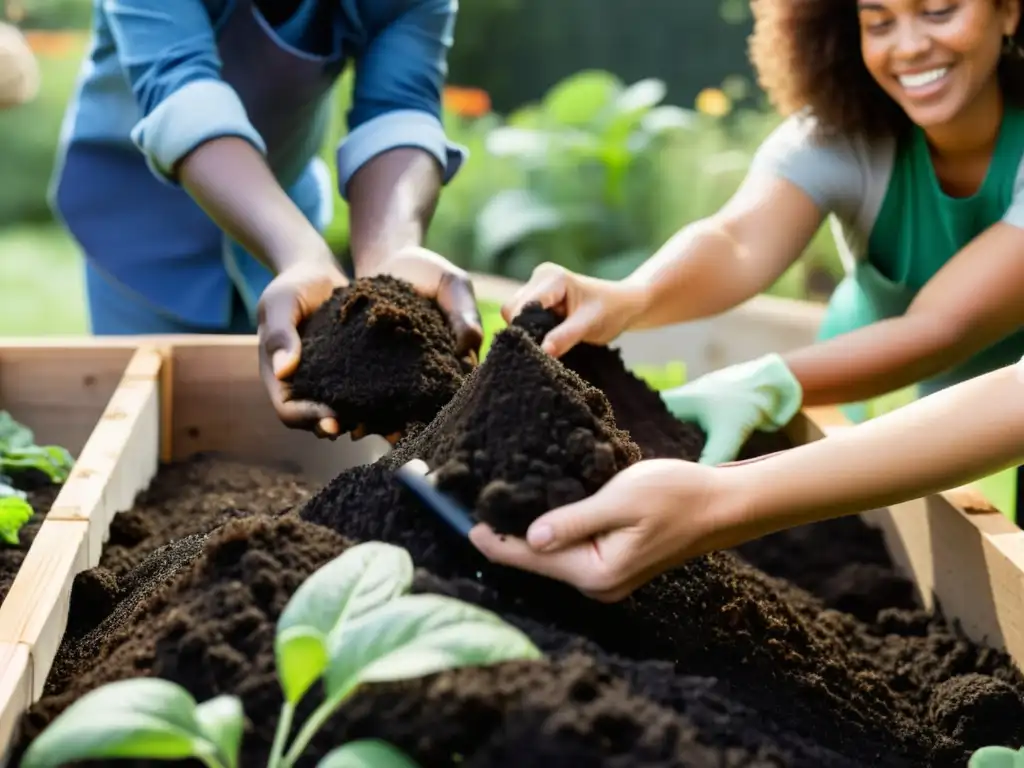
[287,275,475,438]
[13,287,1024,768]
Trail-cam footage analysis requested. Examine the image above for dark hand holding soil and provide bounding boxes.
[287,275,475,438]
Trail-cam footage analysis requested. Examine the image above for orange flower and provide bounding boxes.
[23,30,83,58]
[444,85,491,118]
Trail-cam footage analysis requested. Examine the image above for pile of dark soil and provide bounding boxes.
[13,283,1024,768]
[0,482,60,604]
[17,516,872,768]
[288,275,475,438]
[97,454,311,578]
[734,516,920,623]
[511,303,793,462]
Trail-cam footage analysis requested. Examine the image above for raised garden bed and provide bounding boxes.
[2,276,1024,768]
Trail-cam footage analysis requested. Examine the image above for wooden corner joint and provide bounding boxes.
[121,345,165,382]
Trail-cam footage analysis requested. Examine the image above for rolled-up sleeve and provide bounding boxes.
[336,0,467,199]
[102,0,265,183]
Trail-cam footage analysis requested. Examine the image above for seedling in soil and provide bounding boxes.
[21,541,542,768]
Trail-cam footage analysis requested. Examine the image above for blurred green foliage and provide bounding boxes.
[0,1,843,299]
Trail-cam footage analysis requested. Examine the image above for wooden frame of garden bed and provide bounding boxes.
[1,276,1023,765]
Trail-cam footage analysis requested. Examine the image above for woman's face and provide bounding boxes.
[858,0,1020,128]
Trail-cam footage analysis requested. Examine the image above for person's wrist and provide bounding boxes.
[694,465,767,553]
[618,279,654,331]
[269,235,338,274]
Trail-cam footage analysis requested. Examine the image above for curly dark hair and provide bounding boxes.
[748,0,1024,140]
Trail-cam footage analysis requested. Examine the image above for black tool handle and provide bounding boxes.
[395,463,475,538]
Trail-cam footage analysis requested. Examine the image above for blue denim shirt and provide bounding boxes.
[52,0,466,329]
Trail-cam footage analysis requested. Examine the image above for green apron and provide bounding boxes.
[817,108,1024,517]
[819,106,1024,414]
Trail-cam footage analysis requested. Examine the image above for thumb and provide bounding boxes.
[698,423,748,466]
[260,294,303,380]
[502,271,567,324]
[540,301,603,358]
[526,490,633,552]
[437,272,484,358]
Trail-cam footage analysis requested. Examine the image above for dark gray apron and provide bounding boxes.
[53,0,346,328]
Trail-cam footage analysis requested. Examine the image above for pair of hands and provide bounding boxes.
[256,245,482,441]
[468,262,803,600]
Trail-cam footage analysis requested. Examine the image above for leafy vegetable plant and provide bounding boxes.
[0,410,75,485]
[0,496,33,545]
[0,410,74,547]
[21,541,543,768]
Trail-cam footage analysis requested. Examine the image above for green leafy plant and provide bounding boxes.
[0,411,74,547]
[0,410,75,485]
[21,541,543,768]
[969,746,1024,768]
[0,496,33,545]
[471,70,696,281]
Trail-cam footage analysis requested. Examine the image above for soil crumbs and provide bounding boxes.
[15,289,1024,768]
[287,275,475,438]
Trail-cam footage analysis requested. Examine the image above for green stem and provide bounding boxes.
[280,686,353,767]
[197,754,226,768]
[267,701,295,768]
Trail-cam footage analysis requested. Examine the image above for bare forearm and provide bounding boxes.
[346,148,442,275]
[623,220,786,331]
[717,364,1024,542]
[783,316,971,406]
[178,137,334,272]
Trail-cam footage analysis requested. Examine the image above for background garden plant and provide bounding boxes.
[0,411,73,545]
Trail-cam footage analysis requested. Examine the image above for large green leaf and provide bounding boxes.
[969,746,1024,768]
[0,479,26,499]
[317,740,421,768]
[194,695,244,768]
[0,444,75,483]
[613,78,667,117]
[276,626,330,705]
[275,542,413,704]
[484,127,550,160]
[0,496,33,546]
[474,190,566,269]
[20,679,217,768]
[0,411,34,451]
[640,106,698,135]
[324,594,542,698]
[542,70,621,128]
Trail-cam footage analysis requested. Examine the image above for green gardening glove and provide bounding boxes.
[660,353,803,465]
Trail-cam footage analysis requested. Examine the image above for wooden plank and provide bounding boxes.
[0,344,137,456]
[0,643,31,767]
[790,407,1024,671]
[0,519,89,700]
[46,347,163,566]
[167,341,386,485]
